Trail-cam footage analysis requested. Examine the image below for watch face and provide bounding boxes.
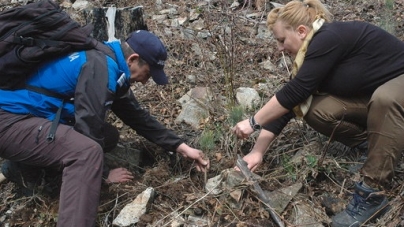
[249,116,261,131]
[254,124,261,130]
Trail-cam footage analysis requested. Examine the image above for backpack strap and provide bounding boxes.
[25,84,73,101]
[94,41,117,62]
[46,100,64,142]
[25,85,74,142]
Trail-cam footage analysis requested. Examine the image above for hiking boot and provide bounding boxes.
[1,160,44,195]
[331,182,388,227]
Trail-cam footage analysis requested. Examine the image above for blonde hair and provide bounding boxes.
[267,0,332,30]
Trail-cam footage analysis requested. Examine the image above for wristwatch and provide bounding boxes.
[249,116,262,131]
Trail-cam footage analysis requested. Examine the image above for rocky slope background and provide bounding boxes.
[1,0,404,226]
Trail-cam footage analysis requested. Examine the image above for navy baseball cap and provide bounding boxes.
[126,30,168,85]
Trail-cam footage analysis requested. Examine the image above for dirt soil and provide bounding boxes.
[1,0,404,226]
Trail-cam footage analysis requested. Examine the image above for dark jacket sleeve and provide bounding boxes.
[111,89,183,151]
[262,111,295,135]
[73,50,114,148]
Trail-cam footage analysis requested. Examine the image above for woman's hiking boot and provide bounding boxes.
[331,182,389,227]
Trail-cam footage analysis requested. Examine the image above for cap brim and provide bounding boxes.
[150,68,169,85]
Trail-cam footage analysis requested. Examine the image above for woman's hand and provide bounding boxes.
[234,129,275,172]
[242,151,264,172]
[232,119,254,139]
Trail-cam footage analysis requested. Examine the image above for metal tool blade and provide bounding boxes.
[236,155,285,227]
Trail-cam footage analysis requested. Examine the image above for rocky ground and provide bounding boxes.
[1,0,404,226]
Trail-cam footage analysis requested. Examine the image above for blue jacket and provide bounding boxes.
[0,41,128,123]
[0,41,183,150]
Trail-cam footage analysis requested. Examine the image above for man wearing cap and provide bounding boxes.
[0,30,210,227]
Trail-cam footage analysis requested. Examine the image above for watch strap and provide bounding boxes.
[249,116,262,131]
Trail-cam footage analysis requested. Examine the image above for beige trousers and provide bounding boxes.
[304,74,404,188]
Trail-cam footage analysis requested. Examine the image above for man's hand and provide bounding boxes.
[105,167,134,184]
[176,143,210,172]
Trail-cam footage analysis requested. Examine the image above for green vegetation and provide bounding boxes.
[378,0,396,35]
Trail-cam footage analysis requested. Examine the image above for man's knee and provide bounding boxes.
[65,138,104,169]
[83,144,104,166]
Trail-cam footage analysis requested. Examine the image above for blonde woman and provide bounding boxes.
[232,0,404,226]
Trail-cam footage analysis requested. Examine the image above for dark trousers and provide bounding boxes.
[304,74,404,188]
[0,109,118,227]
